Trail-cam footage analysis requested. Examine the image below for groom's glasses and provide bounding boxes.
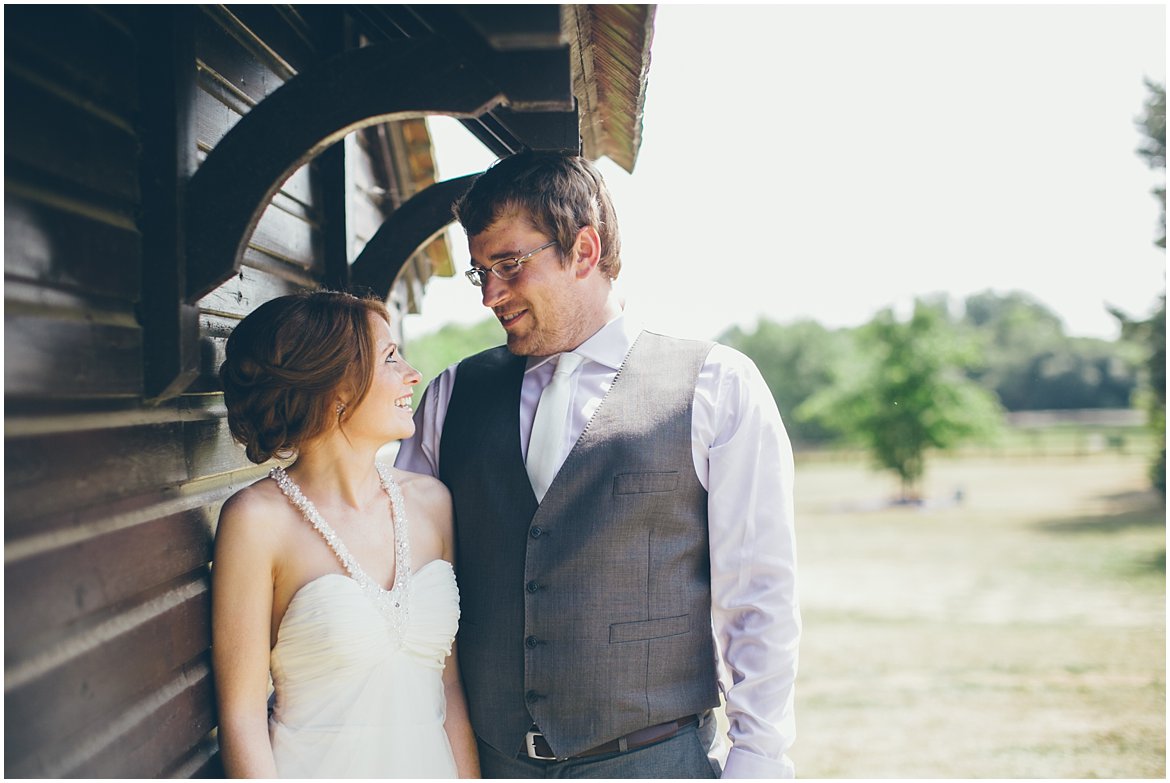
[465,240,558,287]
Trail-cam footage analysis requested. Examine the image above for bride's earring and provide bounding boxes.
[335,402,346,417]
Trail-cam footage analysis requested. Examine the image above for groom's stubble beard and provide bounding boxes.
[504,289,595,357]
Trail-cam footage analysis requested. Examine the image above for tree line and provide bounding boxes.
[718,291,1161,499]
[717,289,1147,449]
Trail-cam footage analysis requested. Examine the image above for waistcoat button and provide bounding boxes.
[530,526,543,538]
[525,635,539,648]
[526,580,540,593]
[526,690,541,703]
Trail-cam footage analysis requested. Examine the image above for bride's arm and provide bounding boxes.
[211,490,280,778]
[421,475,482,778]
[443,642,481,778]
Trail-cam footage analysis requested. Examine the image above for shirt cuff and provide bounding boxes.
[721,747,795,779]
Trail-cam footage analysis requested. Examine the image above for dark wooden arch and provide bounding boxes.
[349,173,478,298]
[184,38,503,302]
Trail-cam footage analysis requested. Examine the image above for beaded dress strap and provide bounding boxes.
[269,463,412,634]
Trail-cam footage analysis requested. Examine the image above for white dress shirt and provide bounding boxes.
[396,312,800,778]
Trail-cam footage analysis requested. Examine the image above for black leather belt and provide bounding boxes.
[524,714,700,761]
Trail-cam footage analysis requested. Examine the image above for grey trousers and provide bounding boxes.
[477,718,722,779]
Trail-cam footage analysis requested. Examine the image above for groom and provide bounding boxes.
[396,150,800,778]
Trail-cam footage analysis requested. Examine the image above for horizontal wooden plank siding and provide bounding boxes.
[5,69,140,206]
[4,190,141,299]
[6,578,210,751]
[7,421,197,524]
[72,657,218,778]
[4,308,143,399]
[6,4,437,776]
[3,6,138,119]
[5,502,216,641]
[5,5,337,776]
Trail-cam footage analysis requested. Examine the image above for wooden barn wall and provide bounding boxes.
[5,6,426,777]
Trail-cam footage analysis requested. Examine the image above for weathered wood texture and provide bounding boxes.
[184,37,497,301]
[568,4,656,173]
[4,5,429,776]
[350,174,477,301]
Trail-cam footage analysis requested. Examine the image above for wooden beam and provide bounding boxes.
[315,9,350,292]
[348,174,477,299]
[457,102,581,162]
[459,5,564,51]
[491,103,581,153]
[136,6,201,403]
[185,39,503,302]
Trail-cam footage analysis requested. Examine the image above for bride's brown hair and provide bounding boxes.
[219,290,390,464]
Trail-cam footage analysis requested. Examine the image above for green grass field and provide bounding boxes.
[787,453,1165,778]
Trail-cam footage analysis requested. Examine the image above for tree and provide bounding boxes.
[1135,79,1165,249]
[718,318,852,445]
[402,317,504,389]
[961,290,1141,411]
[1112,79,1166,493]
[799,300,1002,501]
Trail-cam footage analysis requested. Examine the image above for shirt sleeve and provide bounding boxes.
[696,345,801,778]
[394,363,458,479]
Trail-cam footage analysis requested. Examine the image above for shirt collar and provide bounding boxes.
[524,310,641,374]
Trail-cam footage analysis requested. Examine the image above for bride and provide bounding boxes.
[212,290,479,778]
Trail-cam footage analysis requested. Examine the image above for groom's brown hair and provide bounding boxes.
[453,149,623,280]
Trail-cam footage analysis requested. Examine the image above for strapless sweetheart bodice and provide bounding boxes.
[265,464,460,778]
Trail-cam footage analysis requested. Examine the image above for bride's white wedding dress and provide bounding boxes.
[266,464,460,778]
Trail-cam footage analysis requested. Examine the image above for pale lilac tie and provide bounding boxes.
[526,352,584,502]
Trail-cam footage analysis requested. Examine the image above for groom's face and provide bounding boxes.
[469,210,595,357]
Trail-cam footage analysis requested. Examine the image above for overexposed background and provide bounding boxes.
[403,4,1166,343]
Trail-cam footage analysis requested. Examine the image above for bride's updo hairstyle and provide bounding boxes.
[220,290,390,464]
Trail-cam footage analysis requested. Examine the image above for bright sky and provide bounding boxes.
[402,3,1166,343]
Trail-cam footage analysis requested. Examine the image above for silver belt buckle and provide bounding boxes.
[525,729,557,760]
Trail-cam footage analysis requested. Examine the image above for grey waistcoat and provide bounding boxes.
[439,331,720,759]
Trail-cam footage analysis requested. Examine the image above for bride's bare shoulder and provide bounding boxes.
[215,472,299,544]
[390,468,452,512]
